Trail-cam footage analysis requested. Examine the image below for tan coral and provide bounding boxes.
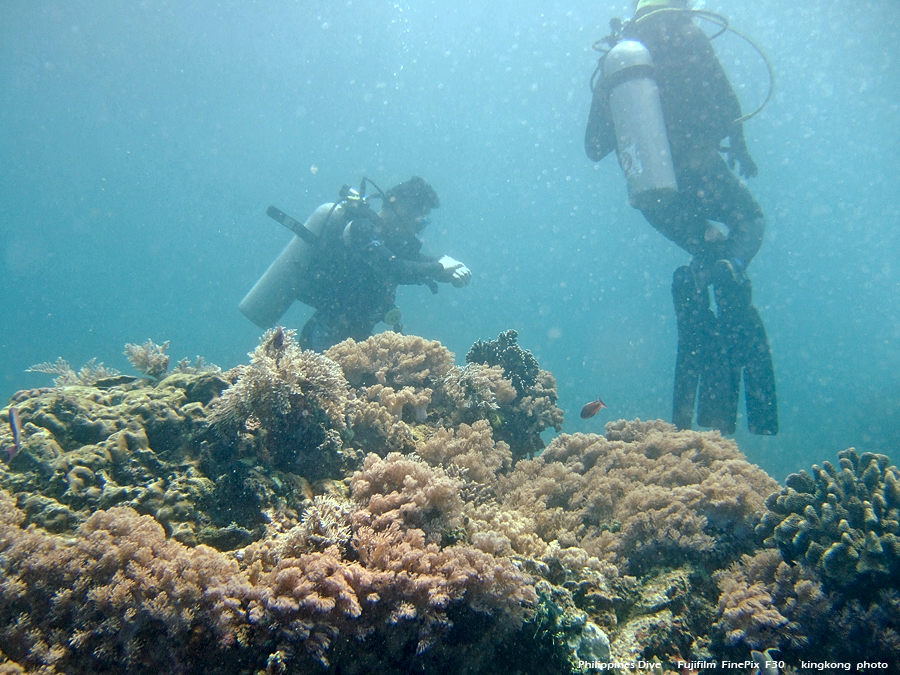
[325,333,454,390]
[416,420,512,485]
[367,384,432,423]
[469,422,777,576]
[351,452,464,542]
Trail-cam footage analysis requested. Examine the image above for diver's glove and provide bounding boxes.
[438,255,471,287]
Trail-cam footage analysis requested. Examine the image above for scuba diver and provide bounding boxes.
[584,0,778,435]
[239,176,471,351]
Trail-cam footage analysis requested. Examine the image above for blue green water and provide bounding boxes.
[1,0,898,481]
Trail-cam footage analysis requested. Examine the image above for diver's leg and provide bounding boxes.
[672,266,717,430]
[299,312,350,352]
[692,155,776,433]
[640,198,710,260]
[693,154,765,269]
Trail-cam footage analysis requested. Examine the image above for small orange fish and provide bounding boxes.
[580,397,607,419]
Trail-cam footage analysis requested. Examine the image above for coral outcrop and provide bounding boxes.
[209,327,354,480]
[471,420,778,577]
[464,330,564,459]
[0,371,237,545]
[756,447,900,587]
[325,332,454,454]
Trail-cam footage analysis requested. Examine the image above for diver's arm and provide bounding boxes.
[347,219,468,285]
[682,21,758,177]
[350,227,443,284]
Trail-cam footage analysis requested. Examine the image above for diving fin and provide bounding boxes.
[742,307,778,435]
[696,333,740,435]
[698,265,777,436]
[671,266,717,430]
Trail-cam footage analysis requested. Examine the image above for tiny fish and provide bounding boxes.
[5,406,22,462]
[750,648,780,675]
[272,324,285,351]
[580,397,608,419]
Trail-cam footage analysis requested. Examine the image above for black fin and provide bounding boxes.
[701,267,777,436]
[672,267,717,430]
[742,308,778,435]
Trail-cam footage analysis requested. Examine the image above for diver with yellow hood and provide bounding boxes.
[585,0,778,435]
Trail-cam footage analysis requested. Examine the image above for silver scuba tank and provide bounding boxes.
[238,203,337,328]
[604,40,677,210]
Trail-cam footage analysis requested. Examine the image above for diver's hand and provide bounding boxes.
[438,256,471,287]
[724,142,758,178]
[451,263,471,287]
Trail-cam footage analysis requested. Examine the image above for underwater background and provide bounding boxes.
[1,0,898,483]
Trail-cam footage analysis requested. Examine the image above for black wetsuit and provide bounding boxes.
[586,8,763,268]
[299,211,444,351]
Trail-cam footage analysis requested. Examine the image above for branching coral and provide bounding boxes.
[209,328,352,479]
[124,339,171,380]
[756,447,900,587]
[466,329,538,396]
[463,331,564,461]
[326,332,454,391]
[469,421,778,577]
[25,358,121,387]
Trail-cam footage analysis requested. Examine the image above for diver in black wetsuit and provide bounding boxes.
[585,0,777,435]
[298,177,471,351]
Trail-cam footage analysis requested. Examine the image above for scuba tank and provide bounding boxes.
[238,202,337,328]
[603,40,677,210]
[239,180,385,328]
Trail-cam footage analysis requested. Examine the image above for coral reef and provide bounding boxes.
[25,358,121,387]
[756,447,900,587]
[464,330,564,460]
[124,339,171,380]
[8,331,899,674]
[0,455,540,674]
[209,327,354,480]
